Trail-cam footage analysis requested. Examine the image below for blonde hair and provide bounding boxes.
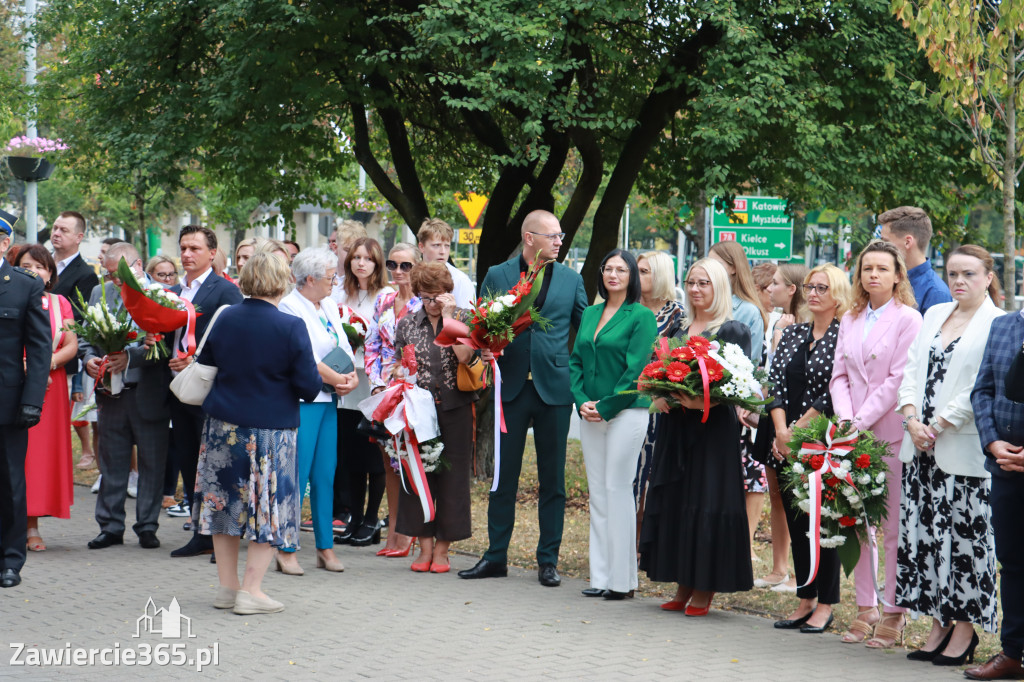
[685,258,733,332]
[253,237,290,260]
[239,251,291,298]
[639,251,677,303]
[417,218,454,245]
[145,254,178,278]
[807,263,853,321]
[709,241,768,327]
[851,239,916,315]
[389,242,422,262]
[234,238,257,263]
[337,220,368,253]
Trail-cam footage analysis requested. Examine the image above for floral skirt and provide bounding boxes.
[895,452,998,632]
[193,416,301,550]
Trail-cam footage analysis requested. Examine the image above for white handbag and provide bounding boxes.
[169,305,230,406]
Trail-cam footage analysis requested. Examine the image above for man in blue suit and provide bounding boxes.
[0,210,51,588]
[970,312,1024,680]
[458,210,588,587]
[167,225,244,558]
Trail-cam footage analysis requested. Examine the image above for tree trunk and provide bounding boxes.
[694,190,707,257]
[136,192,148,259]
[1003,37,1018,311]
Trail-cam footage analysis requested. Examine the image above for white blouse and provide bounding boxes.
[332,285,393,407]
[279,288,354,403]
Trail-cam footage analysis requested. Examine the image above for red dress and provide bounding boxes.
[26,294,75,518]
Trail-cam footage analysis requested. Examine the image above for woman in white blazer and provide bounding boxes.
[895,245,1003,667]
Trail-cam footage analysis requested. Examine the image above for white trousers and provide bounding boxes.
[580,407,650,592]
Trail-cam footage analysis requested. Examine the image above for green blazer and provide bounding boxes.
[570,301,658,421]
[480,257,588,405]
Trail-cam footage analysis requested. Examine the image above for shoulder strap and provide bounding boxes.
[195,305,230,356]
[48,293,61,352]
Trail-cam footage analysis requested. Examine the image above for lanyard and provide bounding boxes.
[318,310,340,346]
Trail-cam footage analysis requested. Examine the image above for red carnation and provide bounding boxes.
[665,362,691,383]
[839,516,856,528]
[809,454,825,471]
[855,453,871,469]
[127,331,138,340]
[825,475,840,488]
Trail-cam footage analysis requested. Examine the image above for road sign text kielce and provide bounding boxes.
[712,196,793,260]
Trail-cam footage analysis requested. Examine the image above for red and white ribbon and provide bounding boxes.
[799,423,857,587]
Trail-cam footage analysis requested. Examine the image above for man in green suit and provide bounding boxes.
[458,210,588,587]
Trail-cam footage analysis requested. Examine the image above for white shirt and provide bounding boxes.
[173,267,214,356]
[279,288,355,403]
[333,285,393,406]
[863,298,892,340]
[446,262,476,308]
[55,252,81,276]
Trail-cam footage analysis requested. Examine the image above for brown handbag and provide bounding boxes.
[457,356,485,391]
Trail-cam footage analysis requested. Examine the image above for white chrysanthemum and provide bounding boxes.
[498,294,516,307]
[791,462,805,474]
[840,459,851,470]
[875,472,886,484]
[859,474,872,485]
[797,498,811,513]
[147,282,163,291]
[489,301,504,314]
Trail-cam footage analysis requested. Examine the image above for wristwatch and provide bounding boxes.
[901,415,919,431]
[929,421,945,435]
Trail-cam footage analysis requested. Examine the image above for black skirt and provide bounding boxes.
[638,403,753,593]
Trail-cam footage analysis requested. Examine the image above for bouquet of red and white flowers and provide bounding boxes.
[634,335,769,422]
[116,258,197,359]
[433,258,553,491]
[338,305,370,352]
[779,415,891,578]
[62,287,139,394]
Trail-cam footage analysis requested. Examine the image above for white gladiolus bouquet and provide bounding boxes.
[62,287,139,394]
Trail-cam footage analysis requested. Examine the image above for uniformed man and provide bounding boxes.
[0,210,52,589]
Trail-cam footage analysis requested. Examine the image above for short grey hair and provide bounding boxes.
[292,246,337,289]
[105,242,140,266]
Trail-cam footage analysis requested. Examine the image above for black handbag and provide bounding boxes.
[1006,341,1024,402]
[320,346,355,394]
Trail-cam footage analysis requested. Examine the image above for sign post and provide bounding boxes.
[711,196,793,260]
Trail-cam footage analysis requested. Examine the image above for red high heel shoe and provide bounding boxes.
[410,559,432,572]
[376,547,390,556]
[660,600,687,612]
[385,539,414,558]
[684,592,715,617]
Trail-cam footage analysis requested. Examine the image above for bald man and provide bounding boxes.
[458,211,588,588]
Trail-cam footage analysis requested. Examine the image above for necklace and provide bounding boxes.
[358,289,369,307]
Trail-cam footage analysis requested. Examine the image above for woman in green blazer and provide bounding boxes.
[570,249,658,600]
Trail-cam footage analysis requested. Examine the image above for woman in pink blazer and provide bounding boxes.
[830,240,922,649]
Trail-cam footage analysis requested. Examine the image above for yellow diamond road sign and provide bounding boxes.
[456,192,488,229]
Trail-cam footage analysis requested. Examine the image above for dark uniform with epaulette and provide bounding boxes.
[0,209,52,588]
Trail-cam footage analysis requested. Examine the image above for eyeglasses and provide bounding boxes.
[601,266,629,276]
[386,260,414,272]
[526,231,566,241]
[684,279,712,289]
[320,273,340,285]
[152,270,177,280]
[802,283,830,295]
[420,295,442,304]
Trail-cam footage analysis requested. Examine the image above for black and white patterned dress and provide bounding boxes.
[895,332,998,632]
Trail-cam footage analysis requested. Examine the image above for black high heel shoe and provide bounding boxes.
[907,628,954,661]
[349,520,382,546]
[932,631,979,667]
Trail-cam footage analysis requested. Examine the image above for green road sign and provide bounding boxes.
[711,196,793,260]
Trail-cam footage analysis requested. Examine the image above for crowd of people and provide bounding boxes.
[1,205,1022,679]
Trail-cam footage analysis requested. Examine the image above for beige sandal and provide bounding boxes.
[865,613,906,649]
[27,533,46,552]
[841,607,878,643]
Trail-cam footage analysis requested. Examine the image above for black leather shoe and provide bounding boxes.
[457,558,508,579]
[538,563,561,587]
[774,612,812,629]
[88,532,124,549]
[170,535,213,558]
[138,531,160,549]
[581,588,606,597]
[0,569,21,588]
[603,590,630,600]
[800,613,835,634]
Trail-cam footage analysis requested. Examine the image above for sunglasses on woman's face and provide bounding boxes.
[385,260,414,272]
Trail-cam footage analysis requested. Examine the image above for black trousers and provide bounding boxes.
[991,472,1024,660]
[169,398,204,511]
[0,425,29,572]
[782,481,840,604]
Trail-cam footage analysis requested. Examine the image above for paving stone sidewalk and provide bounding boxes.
[2,485,955,680]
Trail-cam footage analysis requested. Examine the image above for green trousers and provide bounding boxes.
[483,380,571,567]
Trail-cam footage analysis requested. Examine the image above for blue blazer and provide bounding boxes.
[971,311,1024,480]
[199,298,322,429]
